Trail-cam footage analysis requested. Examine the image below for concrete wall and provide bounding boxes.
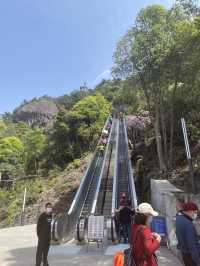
[151,180,183,247]
[151,180,184,261]
[151,179,200,259]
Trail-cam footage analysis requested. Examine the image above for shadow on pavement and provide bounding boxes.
[4,246,36,266]
[4,246,113,266]
[3,245,181,266]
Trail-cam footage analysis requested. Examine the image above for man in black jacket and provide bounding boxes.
[36,202,53,266]
[118,203,134,243]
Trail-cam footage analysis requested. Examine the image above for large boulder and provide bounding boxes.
[13,100,58,126]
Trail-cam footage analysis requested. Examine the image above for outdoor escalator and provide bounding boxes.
[95,119,117,217]
[117,120,130,206]
[52,117,112,242]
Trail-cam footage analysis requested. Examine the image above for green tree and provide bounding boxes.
[44,94,110,170]
[24,128,45,174]
[0,136,24,164]
[0,136,24,179]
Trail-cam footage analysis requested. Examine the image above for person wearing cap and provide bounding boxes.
[176,202,200,266]
[131,203,161,266]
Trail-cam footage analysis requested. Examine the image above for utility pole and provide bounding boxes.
[181,118,196,194]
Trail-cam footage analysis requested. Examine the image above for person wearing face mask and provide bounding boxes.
[36,202,53,266]
[130,203,161,266]
[176,202,200,266]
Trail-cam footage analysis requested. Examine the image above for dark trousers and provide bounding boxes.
[182,252,197,266]
[36,239,50,266]
[121,223,131,243]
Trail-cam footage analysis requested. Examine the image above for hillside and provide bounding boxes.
[0,154,91,228]
[0,92,111,227]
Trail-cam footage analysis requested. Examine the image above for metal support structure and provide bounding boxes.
[21,187,27,226]
[181,118,196,194]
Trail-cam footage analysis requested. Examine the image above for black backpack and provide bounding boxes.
[124,247,136,266]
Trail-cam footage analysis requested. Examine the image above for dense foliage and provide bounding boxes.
[43,94,110,170]
[112,0,200,171]
[0,93,110,179]
[0,90,110,225]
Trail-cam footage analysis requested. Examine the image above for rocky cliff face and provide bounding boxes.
[13,100,58,126]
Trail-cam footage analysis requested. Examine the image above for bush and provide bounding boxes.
[7,199,21,225]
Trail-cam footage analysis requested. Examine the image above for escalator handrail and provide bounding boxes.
[111,119,119,216]
[68,116,110,215]
[123,117,138,208]
[90,119,115,214]
[79,155,101,216]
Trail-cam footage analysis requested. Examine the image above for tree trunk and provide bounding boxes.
[154,105,166,173]
[35,159,38,175]
[169,53,181,169]
[160,104,168,166]
[169,110,174,169]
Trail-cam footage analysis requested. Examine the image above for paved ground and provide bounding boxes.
[0,224,182,266]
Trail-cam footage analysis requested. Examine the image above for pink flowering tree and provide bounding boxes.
[126,112,152,148]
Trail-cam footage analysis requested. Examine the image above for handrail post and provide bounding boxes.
[181,118,196,194]
[21,187,27,226]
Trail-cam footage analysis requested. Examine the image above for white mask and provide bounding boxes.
[192,213,198,220]
[46,208,52,214]
[148,216,153,224]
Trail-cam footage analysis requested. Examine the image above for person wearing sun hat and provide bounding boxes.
[130,203,161,266]
[176,202,200,266]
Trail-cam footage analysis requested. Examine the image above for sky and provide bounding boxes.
[0,0,174,113]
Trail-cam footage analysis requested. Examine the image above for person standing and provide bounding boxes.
[119,192,127,208]
[118,203,134,243]
[131,203,161,266]
[98,143,105,157]
[36,202,53,266]
[176,202,200,266]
